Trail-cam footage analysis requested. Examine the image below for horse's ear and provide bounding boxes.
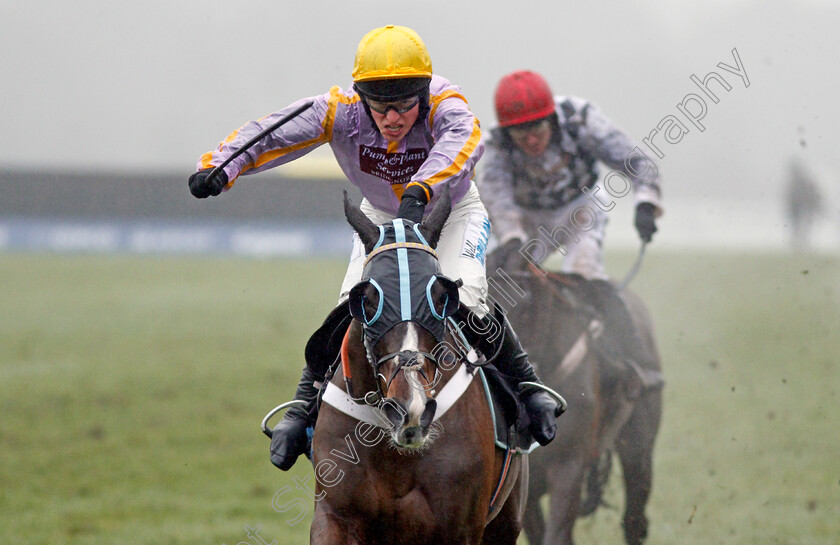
[344,190,380,253]
[419,184,451,249]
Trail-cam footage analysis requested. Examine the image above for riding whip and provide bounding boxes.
[206,99,315,185]
[619,241,647,290]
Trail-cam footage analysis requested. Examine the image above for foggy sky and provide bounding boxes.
[3,0,839,210]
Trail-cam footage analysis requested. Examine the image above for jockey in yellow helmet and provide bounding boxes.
[190,26,562,471]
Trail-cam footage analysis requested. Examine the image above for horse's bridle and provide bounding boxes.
[343,319,472,407]
[373,347,440,400]
[339,315,444,407]
[346,222,465,407]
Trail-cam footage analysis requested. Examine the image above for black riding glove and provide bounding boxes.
[634,202,658,243]
[397,182,432,224]
[188,167,228,199]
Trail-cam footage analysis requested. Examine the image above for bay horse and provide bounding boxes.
[489,267,663,545]
[307,187,528,545]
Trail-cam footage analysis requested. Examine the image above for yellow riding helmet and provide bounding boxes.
[352,25,433,83]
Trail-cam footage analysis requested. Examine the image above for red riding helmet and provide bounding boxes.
[494,70,556,127]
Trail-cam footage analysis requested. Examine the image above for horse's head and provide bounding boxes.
[344,186,460,450]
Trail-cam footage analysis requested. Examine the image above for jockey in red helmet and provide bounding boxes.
[479,69,665,380]
[481,69,663,274]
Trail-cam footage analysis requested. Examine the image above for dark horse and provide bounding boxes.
[307,188,527,545]
[490,267,663,545]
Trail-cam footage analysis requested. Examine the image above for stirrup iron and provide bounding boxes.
[518,381,568,416]
[261,400,308,438]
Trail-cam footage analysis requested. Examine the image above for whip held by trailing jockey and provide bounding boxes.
[619,241,647,290]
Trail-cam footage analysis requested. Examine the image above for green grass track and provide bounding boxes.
[1,251,838,544]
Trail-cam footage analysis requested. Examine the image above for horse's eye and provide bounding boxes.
[425,275,460,320]
[350,279,383,324]
[361,292,380,323]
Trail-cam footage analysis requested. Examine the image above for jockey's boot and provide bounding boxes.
[269,304,352,471]
[493,311,562,446]
[269,366,320,471]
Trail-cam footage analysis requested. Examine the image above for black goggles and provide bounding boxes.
[364,95,421,115]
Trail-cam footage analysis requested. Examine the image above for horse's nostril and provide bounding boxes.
[420,399,437,430]
[381,398,407,428]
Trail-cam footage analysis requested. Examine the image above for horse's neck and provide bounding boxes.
[435,330,469,385]
[516,276,592,356]
[337,320,379,395]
